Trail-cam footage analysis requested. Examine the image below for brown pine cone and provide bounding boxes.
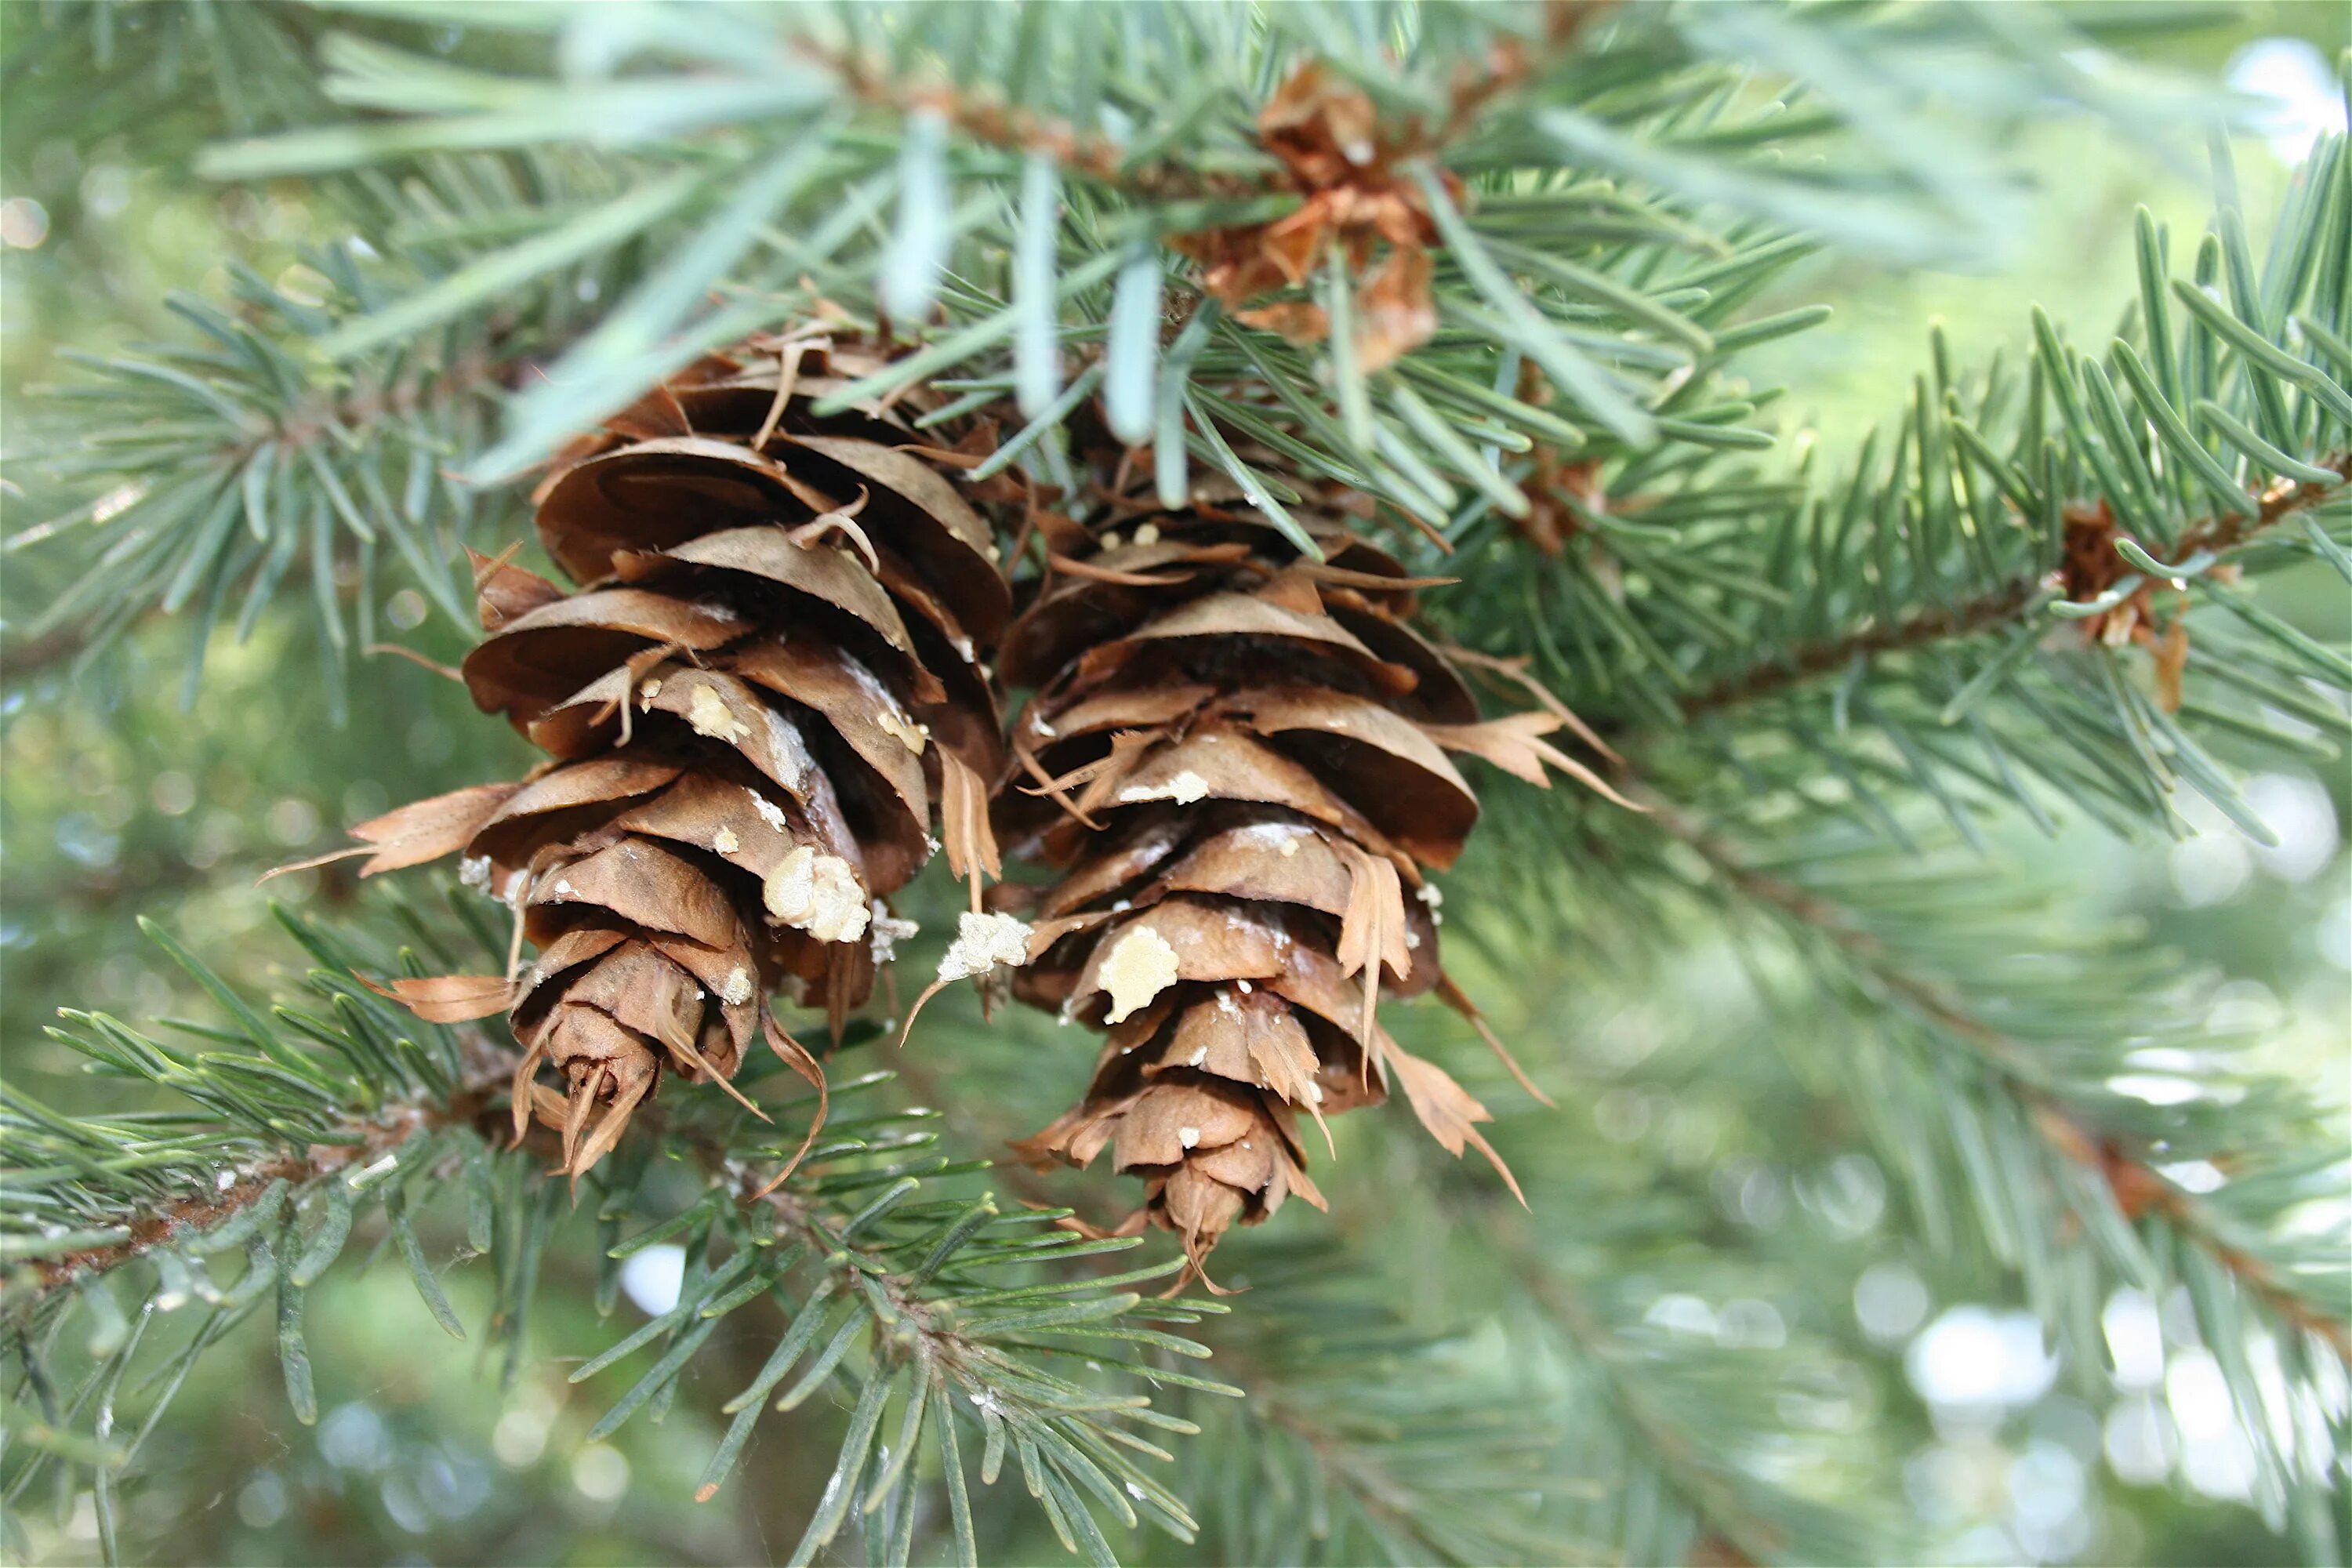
[305,334,1004,1179]
[993,481,1607,1283]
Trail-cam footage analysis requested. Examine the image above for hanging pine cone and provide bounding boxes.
[993,477,1618,1284]
[298,332,1005,1179]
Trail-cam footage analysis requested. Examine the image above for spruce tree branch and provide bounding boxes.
[1287,1117,1802,1561]
[800,37,1241,202]
[5,304,548,705]
[1432,0,1623,147]
[662,1092,1191,1425]
[587,1080,1228,1538]
[9,920,1216,1549]
[1192,1341,1451,1553]
[240,336,521,466]
[1677,579,2042,718]
[1167,1265,1568,1564]
[1677,452,2351,720]
[803,0,1618,203]
[178,0,2152,531]
[0,619,118,684]
[1507,1244,1788,1563]
[1657,804,2351,1363]
[1254,1400,1420,1537]
[706,1134,998,1373]
[11,1051,511,1305]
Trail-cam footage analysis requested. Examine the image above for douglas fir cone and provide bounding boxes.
[297,334,1004,1180]
[993,473,1622,1283]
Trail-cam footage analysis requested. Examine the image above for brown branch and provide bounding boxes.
[0,617,124,684]
[801,36,1250,204]
[13,1059,512,1305]
[1657,804,2351,1363]
[1677,453,2350,720]
[672,1100,1094,1389]
[804,0,1615,211]
[2190,451,2350,554]
[1680,579,2039,717]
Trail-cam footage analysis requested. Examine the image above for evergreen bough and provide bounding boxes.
[2,4,2346,1564]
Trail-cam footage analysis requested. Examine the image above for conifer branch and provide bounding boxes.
[1515,151,2352,851]
[159,0,2204,561]
[11,1062,506,1305]
[1171,1258,1568,1566]
[1218,1378,1552,1563]
[5,8,2336,1563]
[1662,805,2351,1366]
[5,260,554,705]
[1274,1113,1882,1563]
[1679,452,2351,720]
[1468,710,2347,1558]
[1679,580,2044,718]
[800,37,1243,204]
[1510,1253,1798,1564]
[2,906,1233,1560]
[807,0,1617,202]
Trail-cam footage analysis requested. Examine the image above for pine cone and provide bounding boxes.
[312,335,1005,1178]
[996,481,1600,1283]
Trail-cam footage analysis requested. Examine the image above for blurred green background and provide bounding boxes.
[2,4,2347,1565]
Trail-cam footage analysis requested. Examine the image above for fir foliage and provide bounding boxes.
[2,3,2347,1566]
